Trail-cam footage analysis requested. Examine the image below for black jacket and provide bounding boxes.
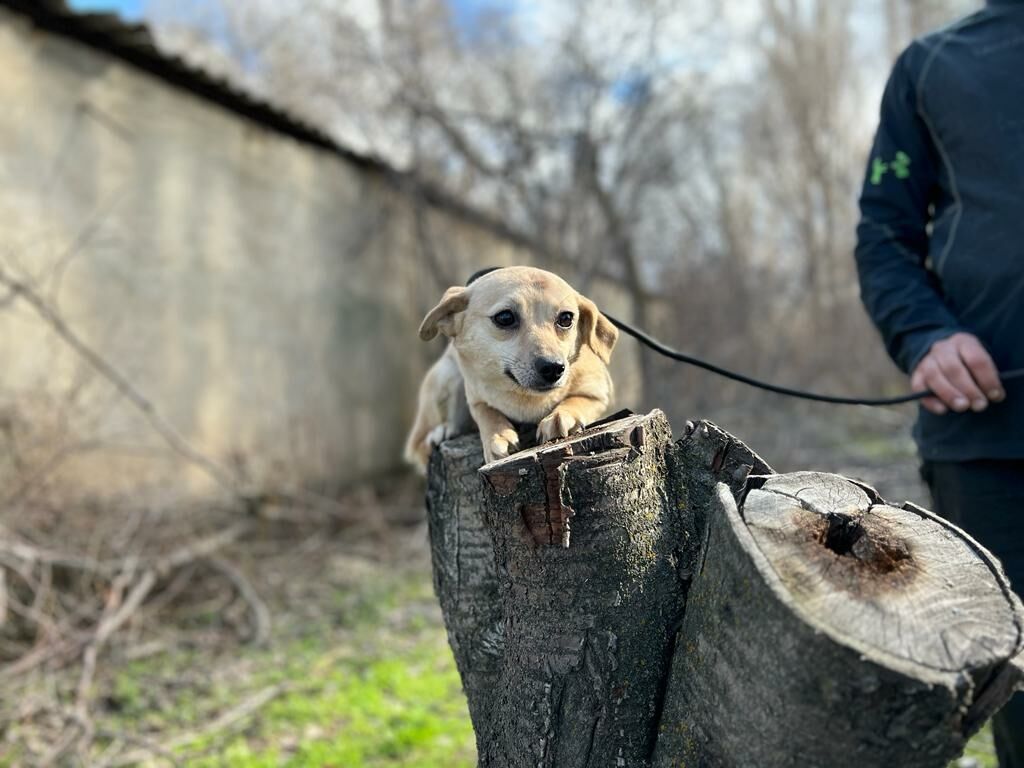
[855,0,1024,461]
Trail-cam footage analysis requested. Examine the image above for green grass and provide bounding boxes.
[188,644,475,767]
[100,575,476,767]
[960,725,997,768]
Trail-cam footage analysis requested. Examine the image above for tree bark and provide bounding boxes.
[427,435,504,732]
[475,411,684,767]
[425,410,1024,767]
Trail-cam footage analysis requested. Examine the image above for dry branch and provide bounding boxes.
[0,258,387,763]
[208,555,272,645]
[0,266,239,493]
[102,683,292,767]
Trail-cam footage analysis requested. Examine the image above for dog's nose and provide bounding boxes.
[535,358,566,385]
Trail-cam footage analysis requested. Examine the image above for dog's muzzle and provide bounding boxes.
[505,358,567,392]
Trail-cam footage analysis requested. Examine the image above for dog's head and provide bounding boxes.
[419,266,618,395]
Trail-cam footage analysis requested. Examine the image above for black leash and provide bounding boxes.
[604,313,1024,407]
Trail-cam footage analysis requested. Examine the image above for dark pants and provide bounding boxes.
[922,460,1024,768]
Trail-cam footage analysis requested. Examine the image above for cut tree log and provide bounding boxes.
[653,473,1024,767]
[424,410,1024,767]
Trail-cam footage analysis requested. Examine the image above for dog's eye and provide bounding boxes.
[492,310,517,329]
[556,311,575,329]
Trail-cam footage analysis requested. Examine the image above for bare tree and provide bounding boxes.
[146,0,967,410]
[149,0,734,405]
[885,0,981,59]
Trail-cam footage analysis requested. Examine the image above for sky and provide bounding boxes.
[67,0,504,24]
[60,0,898,122]
[67,0,144,19]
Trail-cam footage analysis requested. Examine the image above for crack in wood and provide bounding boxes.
[539,447,575,548]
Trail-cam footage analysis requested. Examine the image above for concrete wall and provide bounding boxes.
[0,9,638,499]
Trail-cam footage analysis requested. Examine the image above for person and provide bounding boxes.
[855,1,1024,763]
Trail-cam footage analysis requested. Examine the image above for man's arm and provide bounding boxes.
[855,46,1002,414]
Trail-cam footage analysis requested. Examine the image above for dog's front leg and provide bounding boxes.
[537,395,608,443]
[470,401,520,464]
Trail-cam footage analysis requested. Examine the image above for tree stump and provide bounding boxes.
[425,410,1024,767]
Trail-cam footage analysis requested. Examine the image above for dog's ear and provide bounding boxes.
[576,294,618,364]
[419,286,469,340]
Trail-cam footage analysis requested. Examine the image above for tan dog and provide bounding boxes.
[405,266,618,471]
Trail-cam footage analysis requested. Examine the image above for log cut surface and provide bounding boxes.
[743,471,1023,674]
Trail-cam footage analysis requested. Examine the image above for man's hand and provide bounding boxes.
[910,333,1005,415]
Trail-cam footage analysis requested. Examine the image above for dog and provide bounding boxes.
[404,266,619,471]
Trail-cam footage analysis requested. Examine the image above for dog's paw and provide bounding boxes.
[537,409,584,443]
[484,428,520,464]
[426,423,453,448]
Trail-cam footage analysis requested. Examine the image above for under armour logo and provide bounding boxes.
[871,151,912,185]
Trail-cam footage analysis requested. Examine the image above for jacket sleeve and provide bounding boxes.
[855,46,964,375]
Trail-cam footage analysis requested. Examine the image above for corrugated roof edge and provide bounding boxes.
[0,0,536,253]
